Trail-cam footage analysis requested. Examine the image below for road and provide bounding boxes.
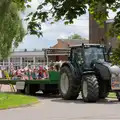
[0,93,120,120]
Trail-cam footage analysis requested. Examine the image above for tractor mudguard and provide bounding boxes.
[82,71,95,75]
[94,61,111,81]
[61,62,77,79]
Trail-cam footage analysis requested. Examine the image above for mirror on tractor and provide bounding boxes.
[105,46,112,62]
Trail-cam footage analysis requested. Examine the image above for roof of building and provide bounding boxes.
[52,39,89,48]
[63,39,89,45]
[70,44,104,48]
[11,51,44,57]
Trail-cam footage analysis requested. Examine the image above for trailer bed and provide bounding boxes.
[0,71,60,85]
[0,79,59,85]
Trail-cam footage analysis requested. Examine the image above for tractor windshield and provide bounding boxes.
[84,47,104,68]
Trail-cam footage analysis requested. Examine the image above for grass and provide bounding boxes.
[108,92,117,98]
[0,93,39,109]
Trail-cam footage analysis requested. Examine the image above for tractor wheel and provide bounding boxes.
[59,66,80,100]
[81,75,99,102]
[116,92,120,101]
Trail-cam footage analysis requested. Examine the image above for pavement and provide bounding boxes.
[0,85,120,120]
[0,85,14,92]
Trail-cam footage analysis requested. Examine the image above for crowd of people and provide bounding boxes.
[0,61,63,80]
[10,66,49,80]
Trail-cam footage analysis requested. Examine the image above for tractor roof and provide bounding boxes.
[69,44,104,48]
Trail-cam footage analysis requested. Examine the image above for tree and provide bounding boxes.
[110,45,120,65]
[16,0,119,38]
[0,0,25,58]
[68,34,82,40]
[11,0,120,65]
[68,34,88,40]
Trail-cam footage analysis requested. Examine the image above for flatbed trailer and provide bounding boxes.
[0,71,60,95]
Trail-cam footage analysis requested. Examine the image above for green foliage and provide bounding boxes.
[68,34,88,40]
[19,0,119,39]
[0,0,25,59]
[110,44,120,65]
[11,0,120,39]
[108,92,116,98]
[68,34,82,39]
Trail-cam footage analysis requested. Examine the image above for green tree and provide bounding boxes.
[110,45,120,65]
[12,0,120,65]
[0,0,25,58]
[68,34,82,40]
[68,34,88,40]
[17,0,120,39]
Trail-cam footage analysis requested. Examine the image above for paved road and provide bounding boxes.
[0,93,120,120]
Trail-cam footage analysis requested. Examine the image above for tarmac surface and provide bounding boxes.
[0,85,120,120]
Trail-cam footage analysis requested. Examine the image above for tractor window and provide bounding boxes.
[72,48,83,65]
[84,47,104,67]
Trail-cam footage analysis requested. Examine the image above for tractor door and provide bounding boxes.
[71,48,83,74]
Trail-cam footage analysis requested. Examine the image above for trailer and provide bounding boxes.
[0,71,60,95]
[0,48,70,95]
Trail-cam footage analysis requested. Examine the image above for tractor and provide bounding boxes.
[59,44,120,102]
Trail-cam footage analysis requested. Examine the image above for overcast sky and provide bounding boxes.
[16,0,116,50]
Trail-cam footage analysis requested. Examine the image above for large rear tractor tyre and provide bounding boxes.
[99,81,109,99]
[81,75,99,102]
[59,66,80,100]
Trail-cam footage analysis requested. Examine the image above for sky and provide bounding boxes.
[16,0,116,51]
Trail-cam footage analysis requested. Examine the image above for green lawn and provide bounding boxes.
[108,92,117,98]
[0,93,39,109]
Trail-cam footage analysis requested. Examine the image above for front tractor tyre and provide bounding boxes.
[59,66,80,100]
[81,75,99,102]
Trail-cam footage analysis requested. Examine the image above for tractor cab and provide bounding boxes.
[70,44,106,71]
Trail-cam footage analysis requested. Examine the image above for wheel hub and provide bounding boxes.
[83,81,88,98]
[60,73,69,94]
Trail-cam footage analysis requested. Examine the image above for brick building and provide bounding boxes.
[89,14,118,49]
[44,39,89,63]
[52,39,89,48]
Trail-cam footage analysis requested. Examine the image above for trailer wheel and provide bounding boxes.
[42,90,59,95]
[24,84,30,95]
[25,85,39,95]
[59,66,80,100]
[81,75,99,102]
[17,89,25,94]
[42,90,50,95]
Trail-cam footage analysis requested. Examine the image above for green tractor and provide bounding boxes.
[59,44,120,102]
